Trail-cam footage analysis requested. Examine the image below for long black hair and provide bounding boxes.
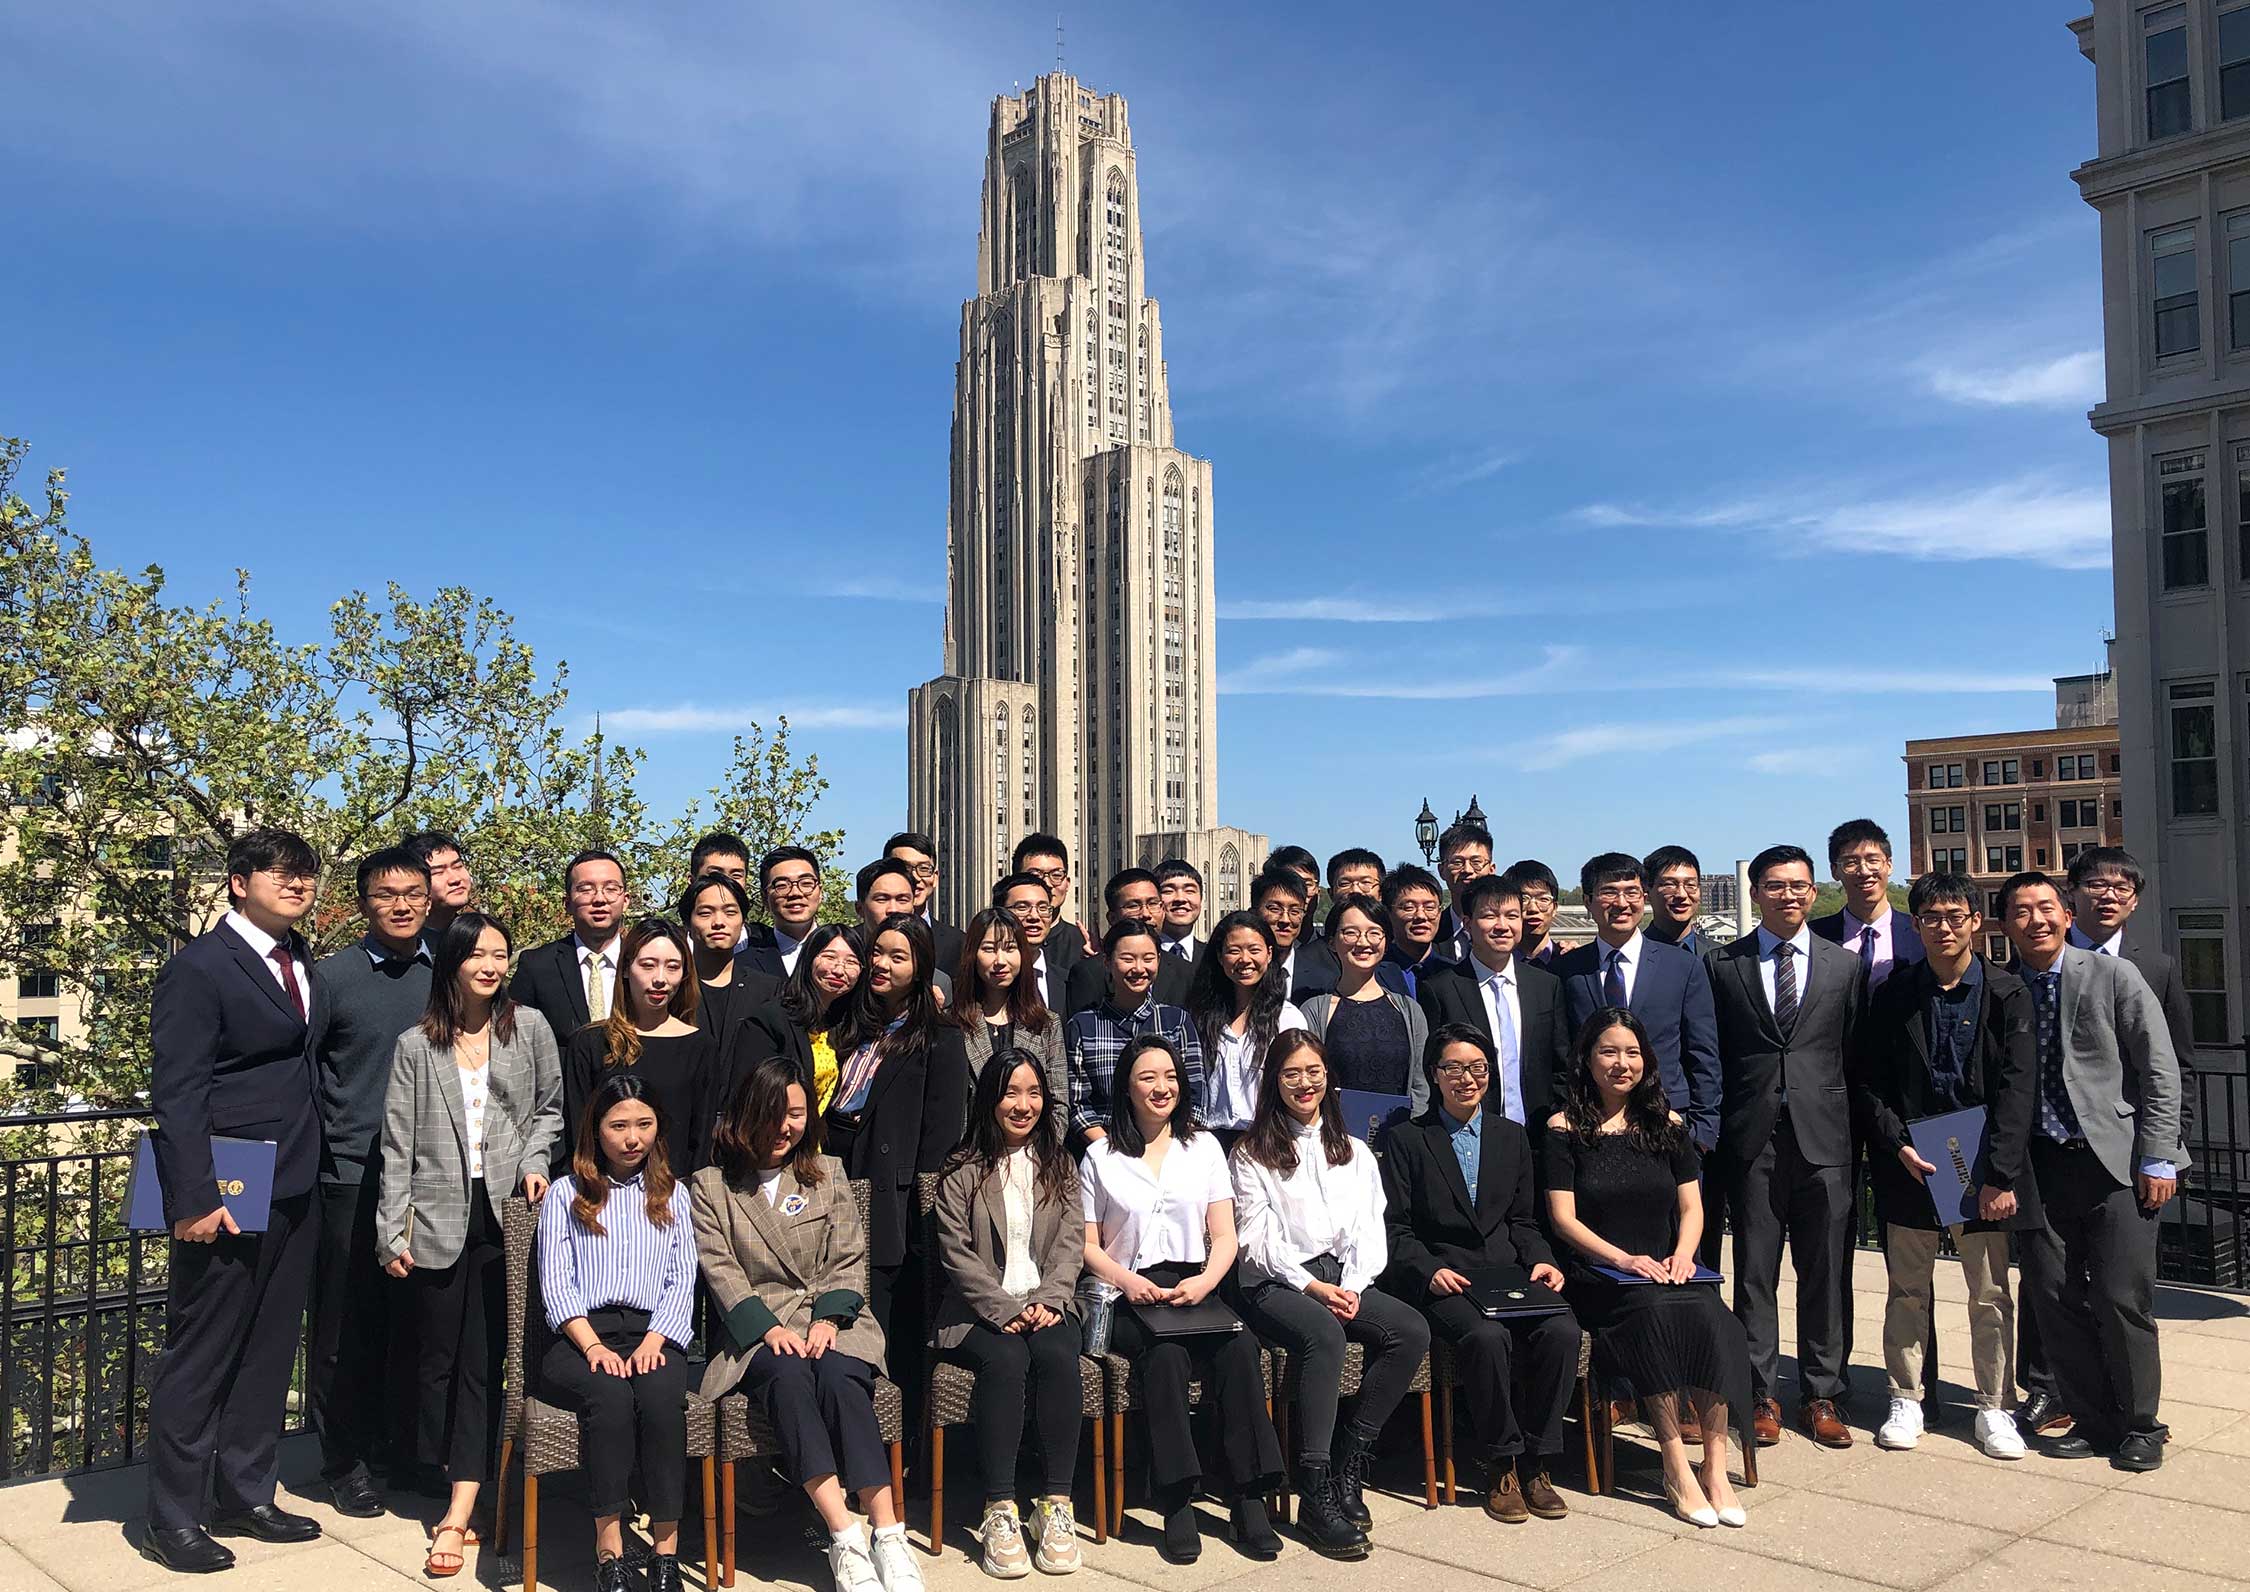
[1107,1034,1201,1155]
[943,1054,1073,1204]
[775,922,867,1031]
[1186,910,1288,1076]
[829,913,942,1061]
[1235,1029,1351,1177]
[1562,1005,1681,1151]
[421,911,518,1049]
[950,906,1053,1036]
[569,1073,677,1237]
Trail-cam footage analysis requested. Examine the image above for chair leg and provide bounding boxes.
[1599,1392,1616,1498]
[1439,1380,1456,1505]
[492,1438,514,1553]
[927,1426,945,1557]
[1419,1388,1438,1510]
[701,1455,718,1592]
[522,1470,539,1592]
[1742,1426,1759,1489]
[1110,1411,1126,1539]
[1091,1412,1108,1546]
[721,1461,736,1588]
[1579,1376,1600,1494]
[1271,1394,1291,1523]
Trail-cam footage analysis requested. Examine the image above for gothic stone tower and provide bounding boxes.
[908,74,1263,929]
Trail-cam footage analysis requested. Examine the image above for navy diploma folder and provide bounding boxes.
[1337,1089,1412,1146]
[1907,1106,1989,1226]
[125,1133,277,1233]
[1590,1262,1725,1285]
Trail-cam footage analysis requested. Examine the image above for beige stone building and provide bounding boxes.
[908,73,1266,929]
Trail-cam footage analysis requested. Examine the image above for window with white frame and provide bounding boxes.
[2172,679,2220,816]
[2147,4,2192,139]
[2161,449,2210,588]
[2153,225,2200,360]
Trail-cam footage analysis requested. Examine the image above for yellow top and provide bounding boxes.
[810,1030,840,1114]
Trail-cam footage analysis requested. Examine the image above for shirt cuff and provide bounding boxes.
[813,1287,864,1324]
[722,1296,781,1349]
[2138,1157,2178,1180]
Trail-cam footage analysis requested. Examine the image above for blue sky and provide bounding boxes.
[5,1,2114,882]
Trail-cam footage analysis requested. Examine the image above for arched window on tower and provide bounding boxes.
[994,705,1011,848]
[1021,704,1038,829]
[1218,844,1242,914]
[1011,166,1035,281]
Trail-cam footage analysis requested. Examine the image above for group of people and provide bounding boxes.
[134,813,2187,1590]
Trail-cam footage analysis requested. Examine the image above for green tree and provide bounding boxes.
[647,719,856,924]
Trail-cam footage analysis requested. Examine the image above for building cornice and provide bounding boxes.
[2072,127,2250,203]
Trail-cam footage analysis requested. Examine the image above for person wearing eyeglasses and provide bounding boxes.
[1811,821,1924,994]
[1063,868,1191,1014]
[1322,849,1385,938]
[887,830,966,972]
[1706,844,1868,1451]
[1415,875,1570,1128]
[1011,833,1093,965]
[1381,863,1456,998]
[1641,846,1708,958]
[1505,861,1569,970]
[509,849,631,1044]
[993,870,1075,1012]
[1300,895,1430,1113]
[740,846,827,981]
[1434,821,1495,964]
[1254,867,1342,1004]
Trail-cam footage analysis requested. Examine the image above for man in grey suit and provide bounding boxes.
[1706,844,1868,1449]
[1998,870,2182,1472]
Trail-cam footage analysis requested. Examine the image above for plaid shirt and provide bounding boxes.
[1064,997,1205,1134]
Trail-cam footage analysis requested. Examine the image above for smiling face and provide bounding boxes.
[1123,1048,1180,1133]
[361,866,430,948]
[1835,840,1893,919]
[1651,864,1700,930]
[887,843,938,913]
[1258,887,1307,950]
[2003,880,2071,964]
[995,1060,1045,1146]
[1157,873,1203,934]
[627,934,685,1017]
[1331,902,1387,973]
[1000,880,1053,947]
[1332,862,1382,902]
[1218,924,1271,991]
[597,1095,660,1178]
[761,857,823,935]
[763,1082,809,1169]
[1585,1021,1646,1106]
[1276,1046,1327,1125]
[567,856,627,937]
[1433,1038,1491,1118]
[1389,885,1441,952]
[1755,859,1817,936]
[686,882,743,957]
[460,924,512,1003]
[810,937,861,997]
[867,928,916,1000]
[973,923,1022,996]
[1590,874,1646,940]
[1107,930,1159,1001]
[1469,892,1522,967]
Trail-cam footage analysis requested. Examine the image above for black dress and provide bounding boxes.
[1325,997,1411,1094]
[561,1026,720,1174]
[1542,1126,1751,1423]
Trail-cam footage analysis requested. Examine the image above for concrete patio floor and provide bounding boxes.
[5,1258,2247,1592]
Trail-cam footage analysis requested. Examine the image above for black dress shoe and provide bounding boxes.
[2017,1391,2071,1435]
[2041,1434,2101,1460]
[326,1472,384,1519]
[646,1552,681,1592]
[141,1526,237,1574]
[594,1556,634,1592]
[2113,1433,2164,1472]
[211,1504,322,1544]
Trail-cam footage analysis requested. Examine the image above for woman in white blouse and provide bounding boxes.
[1079,1035,1283,1566]
[1184,911,1306,1147]
[1231,1031,1430,1557]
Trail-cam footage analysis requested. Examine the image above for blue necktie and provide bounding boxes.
[1604,947,1627,1007]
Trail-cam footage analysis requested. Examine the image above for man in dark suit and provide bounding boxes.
[1064,868,1191,1014]
[1434,820,1495,964]
[1013,832,1092,965]
[1256,867,1341,1003]
[737,844,826,980]
[996,870,1078,1013]
[886,830,965,971]
[1707,843,1868,1449]
[1379,1027,1577,1523]
[509,847,627,1046]
[1414,874,1569,1126]
[1643,845,1711,959]
[1153,857,1206,963]
[1382,863,1456,999]
[1554,853,1722,1150]
[1505,861,1568,969]
[142,829,330,1572]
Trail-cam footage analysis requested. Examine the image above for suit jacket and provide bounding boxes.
[1064,951,1191,1016]
[1377,1109,1556,1303]
[1413,956,1569,1125]
[1046,920,1091,965]
[1516,938,1564,971]
[2085,931,2198,1152]
[930,1154,1084,1349]
[1705,930,1866,1170]
[2028,946,2187,1185]
[1850,957,2040,1232]
[733,923,788,983]
[375,1007,562,1269]
[1554,936,1723,1149]
[1435,909,1473,966]
[149,920,326,1224]
[826,1024,973,1269]
[1283,937,1341,1003]
[691,1157,887,1397]
[928,916,966,975]
[1811,906,1928,984]
[509,933,603,1052]
[1300,989,1433,1115]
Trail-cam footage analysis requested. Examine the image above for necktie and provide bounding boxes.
[1493,974,1521,1120]
[1772,942,1798,1040]
[585,952,608,1022]
[1603,947,1627,1007]
[1859,922,1878,970]
[2033,969,2083,1140]
[269,943,306,1021]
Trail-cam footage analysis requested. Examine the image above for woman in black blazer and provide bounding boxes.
[726,923,865,1107]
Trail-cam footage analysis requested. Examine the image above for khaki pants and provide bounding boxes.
[1883,1224,2014,1410]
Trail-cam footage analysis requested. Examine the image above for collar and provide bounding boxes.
[774,924,808,955]
[1598,929,1644,965]
[1102,994,1157,1025]
[607,1167,646,1190]
[1473,954,1514,988]
[2067,925,2124,956]
[1288,1115,1323,1140]
[573,932,620,964]
[1444,1105,1482,1137]
[225,909,291,962]
[363,934,431,967]
[1161,932,1195,952]
[1756,924,1813,959]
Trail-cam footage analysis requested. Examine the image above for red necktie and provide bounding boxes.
[269,942,306,1021]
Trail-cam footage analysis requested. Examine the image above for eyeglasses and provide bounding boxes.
[1334,928,1385,946]
[1276,1067,1327,1087]
[1518,890,1556,908]
[1026,866,1068,887]
[1005,901,1055,920]
[1262,904,1307,923]
[898,861,937,881]
[1759,881,1816,897]
[1446,857,1493,878]
[1653,879,1699,897]
[1435,1062,1490,1081]
[257,868,317,887]
[2078,879,2137,899]
[366,889,429,907]
[1915,910,1975,930]
[1592,886,1645,905]
[765,875,820,897]
[570,883,627,901]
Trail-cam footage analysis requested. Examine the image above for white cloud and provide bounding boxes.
[1410,446,1522,493]
[1220,645,1586,699]
[1925,350,2103,408]
[1573,478,2111,571]
[600,702,905,734]
[801,574,944,603]
[1519,715,1788,772]
[1745,745,1863,777]
[1716,667,2055,696]
[1215,597,1446,623]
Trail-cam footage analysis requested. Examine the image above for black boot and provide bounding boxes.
[1331,1420,1378,1529]
[1293,1462,1370,1561]
[1156,1483,1201,1565]
[1229,1493,1281,1561]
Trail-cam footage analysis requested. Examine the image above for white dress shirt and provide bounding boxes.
[1160,933,1199,962]
[574,932,619,1015]
[1470,954,1526,1122]
[224,910,309,1008]
[1079,1132,1232,1300]
[1230,1119,1389,1293]
[2067,925,2126,957]
[1595,930,1644,1004]
[1029,952,1052,1009]
[1755,923,1815,1010]
[775,926,808,975]
[998,1148,1041,1296]
[1205,1002,1309,1130]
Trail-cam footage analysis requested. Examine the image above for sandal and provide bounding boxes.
[423,1522,470,1578]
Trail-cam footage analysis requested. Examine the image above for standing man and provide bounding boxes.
[403,830,474,938]
[1382,863,1455,998]
[1436,822,1496,964]
[1325,849,1386,934]
[1153,858,1206,962]
[740,845,825,979]
[855,857,949,1002]
[1012,833,1091,965]
[1255,867,1341,1004]
[142,829,328,1572]
[1812,820,1924,991]
[994,871,1074,1011]
[1706,844,1867,1450]
[688,831,753,891]
[1642,846,1709,957]
[1412,875,1570,1126]
[885,830,964,971]
[1065,869,1191,1013]
[1554,854,1722,1151]
[1505,861,1568,969]
[307,847,435,1516]
[509,848,627,1045]
[1999,870,2181,1472]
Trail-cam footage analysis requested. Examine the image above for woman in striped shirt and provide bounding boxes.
[537,1073,700,1592]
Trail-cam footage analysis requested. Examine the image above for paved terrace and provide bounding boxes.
[3,1260,2246,1592]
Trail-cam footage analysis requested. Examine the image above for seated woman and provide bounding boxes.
[1298,895,1429,1114]
[692,1057,924,1592]
[1079,1035,1283,1566]
[932,1055,1086,1578]
[1231,1031,1429,1559]
[730,923,865,1108]
[537,1075,700,1592]
[954,905,1065,1108]
[562,918,717,1173]
[1543,1008,1749,1529]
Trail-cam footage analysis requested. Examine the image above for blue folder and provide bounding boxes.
[125,1133,276,1233]
[1907,1106,1988,1226]
[1591,1262,1725,1286]
[1337,1089,1412,1146]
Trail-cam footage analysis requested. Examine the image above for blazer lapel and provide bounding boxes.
[562,943,593,1027]
[1473,1118,1507,1231]
[434,1047,470,1158]
[740,1168,809,1287]
[1425,1117,1476,1225]
[1733,942,1782,1046]
[218,922,304,1026]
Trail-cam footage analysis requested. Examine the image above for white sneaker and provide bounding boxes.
[978,1501,1030,1579]
[1877,1396,1925,1450]
[871,1527,927,1592]
[828,1530,883,1592]
[1975,1407,2026,1460]
[1030,1497,1082,1574]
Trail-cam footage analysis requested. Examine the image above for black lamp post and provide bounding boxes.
[1414,799,1439,866]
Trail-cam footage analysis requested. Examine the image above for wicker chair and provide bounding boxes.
[712,1178,907,1588]
[914,1171,1107,1557]
[491,1195,719,1592]
[1266,1342,1439,1511]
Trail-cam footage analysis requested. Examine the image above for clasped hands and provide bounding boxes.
[585,1333,671,1377]
[762,1320,841,1359]
[1119,1271,1217,1308]
[1002,1303,1064,1333]
[1898,1145,2020,1222]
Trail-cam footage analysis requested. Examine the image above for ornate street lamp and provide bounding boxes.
[1462,793,1486,829]
[1414,799,1439,866]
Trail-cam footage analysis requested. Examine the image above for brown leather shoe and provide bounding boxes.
[1752,1397,1782,1447]
[1607,1397,1640,1431]
[1799,1398,1853,1449]
[1484,1466,1528,1524]
[1677,1406,1705,1445]
[1519,1466,1568,1520]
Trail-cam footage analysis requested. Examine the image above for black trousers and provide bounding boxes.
[1424,1296,1577,1461]
[145,1192,318,1531]
[745,1347,891,1495]
[412,1189,504,1485]
[1728,1112,1852,1403]
[1241,1276,1430,1461]
[539,1308,690,1520]
[2020,1140,2163,1446]
[1108,1264,1283,1495]
[309,1174,407,1482]
[947,1320,1082,1498]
